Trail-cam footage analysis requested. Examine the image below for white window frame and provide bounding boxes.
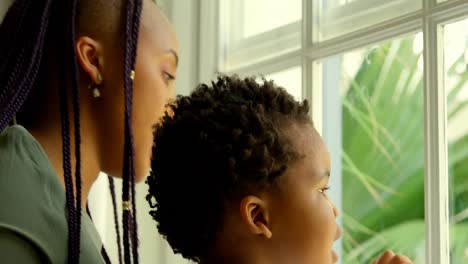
[199,0,468,263]
[217,0,302,71]
[316,0,422,42]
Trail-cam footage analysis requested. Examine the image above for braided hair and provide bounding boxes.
[0,0,143,263]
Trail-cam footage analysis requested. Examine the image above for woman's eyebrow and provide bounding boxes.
[164,49,179,66]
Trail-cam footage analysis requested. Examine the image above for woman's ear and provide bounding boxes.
[75,36,104,83]
[239,195,273,239]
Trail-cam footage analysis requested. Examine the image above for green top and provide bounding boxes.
[0,125,104,263]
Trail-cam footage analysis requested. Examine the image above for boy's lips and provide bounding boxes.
[334,225,342,241]
[332,250,339,263]
[332,225,341,263]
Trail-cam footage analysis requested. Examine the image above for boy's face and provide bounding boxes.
[267,124,341,263]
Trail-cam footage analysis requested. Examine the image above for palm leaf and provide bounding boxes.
[341,34,468,263]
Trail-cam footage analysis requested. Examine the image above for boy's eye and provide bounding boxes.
[319,186,330,196]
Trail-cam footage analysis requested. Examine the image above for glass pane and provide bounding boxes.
[220,0,302,71]
[266,67,302,101]
[321,34,425,263]
[243,0,302,38]
[314,0,422,41]
[444,18,468,264]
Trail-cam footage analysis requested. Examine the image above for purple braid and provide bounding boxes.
[129,1,143,262]
[0,0,30,93]
[58,52,78,264]
[122,0,135,263]
[1,1,146,263]
[0,1,81,261]
[0,0,52,131]
[69,0,82,261]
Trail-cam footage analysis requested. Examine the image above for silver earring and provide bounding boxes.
[88,83,101,98]
[96,73,103,84]
[89,73,103,98]
[92,86,101,98]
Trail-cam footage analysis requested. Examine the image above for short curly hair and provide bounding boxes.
[146,75,311,262]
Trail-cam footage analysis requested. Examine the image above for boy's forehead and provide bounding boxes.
[288,123,323,154]
[287,124,331,177]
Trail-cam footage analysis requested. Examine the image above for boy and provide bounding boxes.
[146,76,411,264]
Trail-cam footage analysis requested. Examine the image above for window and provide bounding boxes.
[219,0,302,71]
[242,0,301,38]
[313,0,421,41]
[444,18,468,263]
[200,0,468,263]
[319,35,426,263]
[266,67,303,101]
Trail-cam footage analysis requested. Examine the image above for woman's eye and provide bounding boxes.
[163,72,175,83]
[319,186,330,196]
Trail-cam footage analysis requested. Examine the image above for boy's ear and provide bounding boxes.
[239,195,273,239]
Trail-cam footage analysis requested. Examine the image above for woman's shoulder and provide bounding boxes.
[0,125,105,263]
[0,125,36,148]
[0,125,63,193]
[0,125,50,162]
[0,125,65,211]
[0,125,69,262]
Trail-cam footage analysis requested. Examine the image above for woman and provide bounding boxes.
[0,0,178,263]
[147,76,412,264]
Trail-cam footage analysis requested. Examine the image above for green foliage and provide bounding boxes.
[342,36,468,264]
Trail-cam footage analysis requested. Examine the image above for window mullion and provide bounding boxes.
[198,0,220,83]
[302,0,313,115]
[423,13,450,264]
[306,14,422,60]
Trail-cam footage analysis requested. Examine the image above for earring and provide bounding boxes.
[92,86,101,98]
[96,73,103,84]
[89,73,103,98]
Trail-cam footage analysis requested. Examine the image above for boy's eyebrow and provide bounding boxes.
[323,171,331,178]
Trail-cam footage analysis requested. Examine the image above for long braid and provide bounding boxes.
[0,0,52,130]
[69,0,82,261]
[129,1,143,263]
[0,3,82,262]
[0,0,29,81]
[1,1,145,263]
[109,175,123,264]
[0,1,83,262]
[0,0,47,128]
[122,0,142,263]
[101,247,113,264]
[55,0,84,262]
[0,0,30,91]
[121,1,134,262]
[0,0,26,51]
[58,50,78,264]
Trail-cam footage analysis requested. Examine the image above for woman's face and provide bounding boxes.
[268,124,341,264]
[96,1,178,181]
